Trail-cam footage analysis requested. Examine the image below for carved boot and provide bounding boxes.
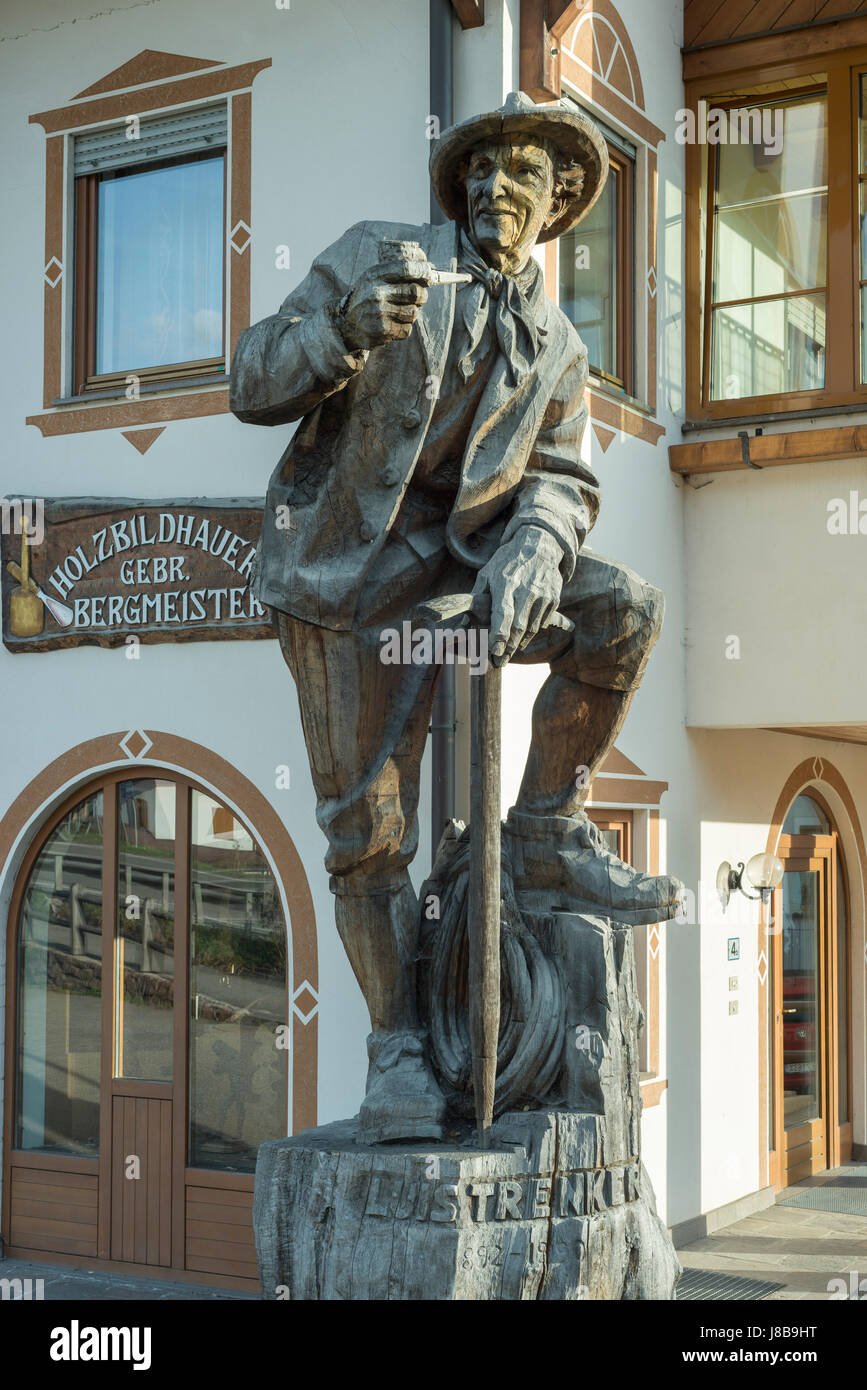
[505,809,685,926]
[359,1029,447,1144]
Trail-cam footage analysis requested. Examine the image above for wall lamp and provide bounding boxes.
[717,853,784,911]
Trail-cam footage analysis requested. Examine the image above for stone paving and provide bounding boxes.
[0,1255,258,1300]
[676,1163,867,1300]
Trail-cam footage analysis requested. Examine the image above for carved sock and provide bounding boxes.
[334,874,420,1034]
[514,679,632,819]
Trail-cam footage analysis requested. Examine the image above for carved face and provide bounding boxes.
[465,136,557,274]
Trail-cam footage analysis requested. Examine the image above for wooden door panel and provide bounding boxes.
[184,1181,257,1283]
[110,1094,172,1265]
[9,1166,98,1257]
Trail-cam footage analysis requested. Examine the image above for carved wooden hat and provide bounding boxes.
[429,90,609,243]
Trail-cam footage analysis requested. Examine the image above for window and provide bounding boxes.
[559,119,635,394]
[188,787,287,1171]
[706,93,828,404]
[72,106,227,395]
[587,810,633,864]
[14,773,288,1171]
[858,75,867,381]
[688,50,867,419]
[16,790,104,1155]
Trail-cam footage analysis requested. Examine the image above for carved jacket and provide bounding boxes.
[230,218,600,630]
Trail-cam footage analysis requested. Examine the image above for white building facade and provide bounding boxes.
[0,0,864,1289]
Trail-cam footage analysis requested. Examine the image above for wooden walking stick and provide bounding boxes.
[420,590,502,1148]
[468,655,501,1150]
[419,593,573,1150]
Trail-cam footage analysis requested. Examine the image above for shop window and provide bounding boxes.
[559,121,635,395]
[13,773,288,1172]
[72,107,227,395]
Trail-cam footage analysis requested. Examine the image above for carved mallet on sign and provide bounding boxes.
[420,591,573,1149]
[6,519,74,635]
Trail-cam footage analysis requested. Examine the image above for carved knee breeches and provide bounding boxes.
[275,610,439,889]
[274,548,663,884]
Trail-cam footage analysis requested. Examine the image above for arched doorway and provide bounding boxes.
[769,788,852,1188]
[2,766,293,1289]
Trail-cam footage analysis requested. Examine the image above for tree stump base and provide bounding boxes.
[253,1107,680,1300]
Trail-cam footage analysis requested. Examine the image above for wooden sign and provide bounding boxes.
[2,497,273,652]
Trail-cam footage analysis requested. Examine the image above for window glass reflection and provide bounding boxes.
[710,96,827,400]
[560,168,620,382]
[782,793,831,835]
[189,792,287,1171]
[16,792,103,1155]
[96,154,224,374]
[782,870,821,1128]
[115,780,176,1081]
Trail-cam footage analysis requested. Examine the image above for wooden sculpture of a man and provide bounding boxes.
[231,92,684,1144]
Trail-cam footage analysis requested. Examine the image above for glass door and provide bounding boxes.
[7,767,288,1281]
[780,861,827,1183]
[771,790,851,1188]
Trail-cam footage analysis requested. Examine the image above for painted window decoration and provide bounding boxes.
[559,117,635,394]
[16,791,104,1156]
[72,106,227,394]
[706,94,828,402]
[188,790,288,1173]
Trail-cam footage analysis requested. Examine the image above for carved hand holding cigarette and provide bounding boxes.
[335,238,470,352]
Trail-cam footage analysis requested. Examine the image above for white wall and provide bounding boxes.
[686,456,867,729]
[680,727,867,1215]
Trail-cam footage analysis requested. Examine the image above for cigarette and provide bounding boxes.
[428,270,473,286]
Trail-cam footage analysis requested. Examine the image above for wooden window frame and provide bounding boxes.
[701,87,829,413]
[532,0,668,448]
[587,808,634,865]
[611,147,635,398]
[72,147,228,397]
[27,54,270,438]
[566,142,635,397]
[686,46,867,423]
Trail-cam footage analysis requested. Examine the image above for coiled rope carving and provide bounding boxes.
[424,827,565,1116]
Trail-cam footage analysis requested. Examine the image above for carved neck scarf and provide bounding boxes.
[456,230,544,387]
